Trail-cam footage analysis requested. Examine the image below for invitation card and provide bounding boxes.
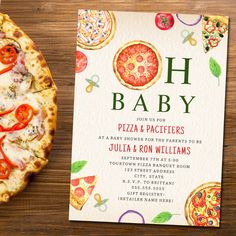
[69,10,229,227]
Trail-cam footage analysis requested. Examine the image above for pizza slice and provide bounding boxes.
[0,13,57,202]
[202,15,228,53]
[70,176,97,210]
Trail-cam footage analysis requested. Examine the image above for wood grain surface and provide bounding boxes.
[0,0,235,235]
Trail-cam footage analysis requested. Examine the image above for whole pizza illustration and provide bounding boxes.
[185,182,221,227]
[77,10,116,50]
[113,41,162,90]
[202,15,228,53]
[0,13,57,202]
[70,176,97,210]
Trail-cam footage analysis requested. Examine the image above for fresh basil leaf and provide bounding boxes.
[209,57,222,79]
[71,160,87,173]
[152,211,173,224]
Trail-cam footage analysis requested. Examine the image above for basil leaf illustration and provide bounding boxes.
[209,57,222,85]
[152,211,175,224]
[71,160,87,173]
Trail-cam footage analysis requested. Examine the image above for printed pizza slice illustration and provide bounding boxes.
[185,182,221,227]
[202,15,228,53]
[113,40,162,90]
[70,176,97,210]
[77,10,116,50]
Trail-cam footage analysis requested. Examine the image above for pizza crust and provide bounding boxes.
[70,190,85,210]
[0,157,48,202]
[184,182,221,227]
[207,16,229,25]
[0,13,57,202]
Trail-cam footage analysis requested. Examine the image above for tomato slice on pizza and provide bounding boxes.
[113,41,162,90]
[202,15,228,53]
[185,182,221,227]
[70,175,97,210]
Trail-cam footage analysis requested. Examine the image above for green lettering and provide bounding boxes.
[166,57,192,85]
[180,96,195,113]
[158,95,170,112]
[112,92,124,110]
[133,94,148,111]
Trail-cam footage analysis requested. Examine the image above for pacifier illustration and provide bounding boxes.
[94,193,108,212]
[181,30,197,46]
[85,74,100,93]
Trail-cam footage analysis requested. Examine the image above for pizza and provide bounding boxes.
[185,182,221,227]
[70,176,96,210]
[77,10,116,50]
[202,15,228,53]
[113,41,162,90]
[0,13,57,202]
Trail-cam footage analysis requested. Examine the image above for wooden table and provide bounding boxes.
[0,1,235,235]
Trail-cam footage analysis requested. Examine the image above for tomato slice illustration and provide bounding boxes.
[75,51,88,73]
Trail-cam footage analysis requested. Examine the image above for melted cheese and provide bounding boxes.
[0,48,33,96]
[2,141,33,169]
[0,91,45,161]
[0,92,41,126]
[0,40,46,180]
[0,68,13,88]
